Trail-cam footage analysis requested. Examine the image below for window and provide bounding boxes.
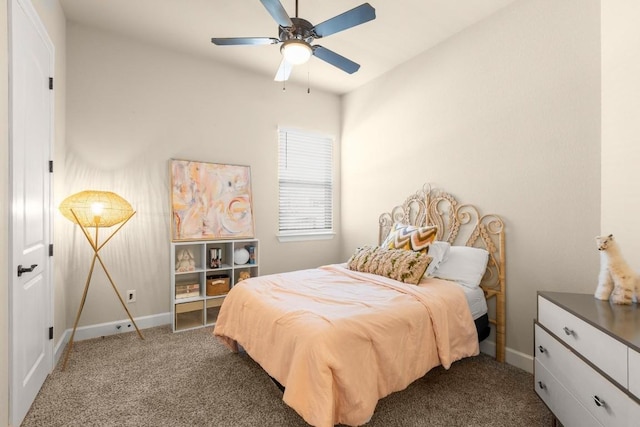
[278,127,334,241]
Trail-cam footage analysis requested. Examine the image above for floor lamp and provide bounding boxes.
[59,190,144,370]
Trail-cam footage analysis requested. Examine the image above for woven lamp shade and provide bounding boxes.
[59,190,133,227]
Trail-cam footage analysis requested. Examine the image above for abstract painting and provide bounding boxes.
[170,160,254,241]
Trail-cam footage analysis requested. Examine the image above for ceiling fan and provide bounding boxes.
[211,0,376,82]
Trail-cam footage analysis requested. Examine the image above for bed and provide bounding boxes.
[377,184,506,360]
[213,184,506,427]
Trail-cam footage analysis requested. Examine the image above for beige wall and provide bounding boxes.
[64,23,342,327]
[601,1,640,265]
[341,0,601,362]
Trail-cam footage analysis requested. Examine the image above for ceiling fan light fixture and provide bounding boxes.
[281,39,312,65]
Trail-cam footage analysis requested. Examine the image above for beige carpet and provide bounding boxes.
[22,326,553,426]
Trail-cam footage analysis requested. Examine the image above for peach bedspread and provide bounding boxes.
[213,264,479,427]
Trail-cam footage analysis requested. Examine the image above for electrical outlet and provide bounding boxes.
[127,290,136,303]
[115,323,133,332]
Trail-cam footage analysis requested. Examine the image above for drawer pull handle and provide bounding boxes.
[563,326,574,336]
[537,381,546,390]
[538,345,546,354]
[593,395,606,408]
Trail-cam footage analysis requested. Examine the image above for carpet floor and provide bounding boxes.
[22,326,553,426]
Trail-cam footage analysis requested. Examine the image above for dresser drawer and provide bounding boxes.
[535,324,630,427]
[630,348,640,400]
[534,360,601,427]
[538,295,627,386]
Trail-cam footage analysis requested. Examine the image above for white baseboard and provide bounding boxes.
[480,339,533,373]
[53,312,171,366]
[53,332,68,365]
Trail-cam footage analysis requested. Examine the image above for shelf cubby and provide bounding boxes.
[171,239,259,332]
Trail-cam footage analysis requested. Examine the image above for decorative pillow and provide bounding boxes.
[431,246,489,289]
[347,246,432,285]
[425,241,451,276]
[381,223,438,253]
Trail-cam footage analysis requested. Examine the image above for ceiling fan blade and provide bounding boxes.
[211,37,280,46]
[274,59,293,82]
[312,45,360,74]
[313,3,376,38]
[259,0,293,28]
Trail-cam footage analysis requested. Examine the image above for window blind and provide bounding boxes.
[278,128,333,234]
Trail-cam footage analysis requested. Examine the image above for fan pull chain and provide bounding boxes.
[283,60,287,91]
[307,63,311,94]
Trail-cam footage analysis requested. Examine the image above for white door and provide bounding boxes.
[9,0,54,425]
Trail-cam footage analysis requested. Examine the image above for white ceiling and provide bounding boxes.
[59,0,518,95]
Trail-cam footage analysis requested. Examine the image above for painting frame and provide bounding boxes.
[170,159,255,241]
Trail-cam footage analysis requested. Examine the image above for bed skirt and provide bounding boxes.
[475,313,490,342]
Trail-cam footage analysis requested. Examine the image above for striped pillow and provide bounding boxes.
[382,223,438,253]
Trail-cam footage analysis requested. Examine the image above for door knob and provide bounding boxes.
[17,264,38,277]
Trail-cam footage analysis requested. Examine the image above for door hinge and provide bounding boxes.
[49,327,53,340]
[49,160,53,173]
[49,77,53,90]
[49,244,54,257]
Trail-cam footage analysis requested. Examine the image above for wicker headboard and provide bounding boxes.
[378,184,506,362]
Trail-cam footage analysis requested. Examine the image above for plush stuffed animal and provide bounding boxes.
[175,249,196,272]
[594,234,639,304]
[237,271,251,282]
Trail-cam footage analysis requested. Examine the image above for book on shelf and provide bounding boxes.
[209,248,223,268]
[175,283,200,299]
[176,290,200,299]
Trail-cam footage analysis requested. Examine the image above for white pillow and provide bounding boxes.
[425,241,450,276]
[431,246,489,289]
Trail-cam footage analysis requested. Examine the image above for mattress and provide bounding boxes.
[458,284,488,320]
[417,276,488,320]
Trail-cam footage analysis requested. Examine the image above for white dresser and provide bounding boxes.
[535,292,640,427]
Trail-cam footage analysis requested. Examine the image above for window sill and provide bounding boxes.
[277,232,336,243]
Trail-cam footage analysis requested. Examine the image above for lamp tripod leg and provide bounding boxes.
[96,253,144,340]
[62,253,98,371]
